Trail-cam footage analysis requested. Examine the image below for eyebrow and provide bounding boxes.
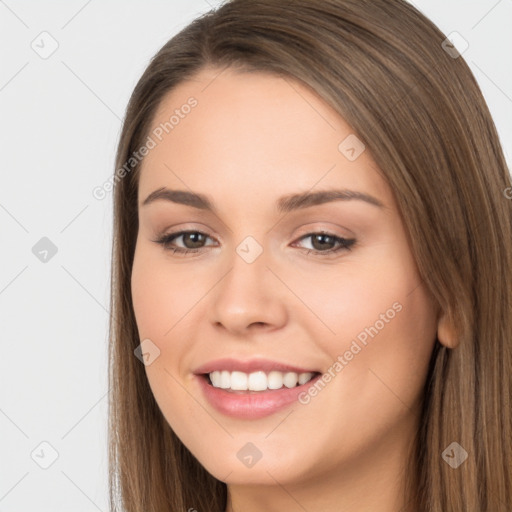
[141,187,385,213]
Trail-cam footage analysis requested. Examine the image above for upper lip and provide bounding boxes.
[193,358,320,375]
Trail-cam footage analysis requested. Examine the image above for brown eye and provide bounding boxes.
[311,233,337,251]
[154,231,216,254]
[177,232,208,249]
[294,232,356,256]
[154,230,356,257]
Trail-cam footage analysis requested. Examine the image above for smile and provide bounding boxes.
[207,370,319,392]
[196,371,323,419]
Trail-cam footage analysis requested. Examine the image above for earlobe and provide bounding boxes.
[437,311,459,349]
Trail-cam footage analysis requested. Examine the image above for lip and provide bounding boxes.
[195,371,322,420]
[193,357,319,375]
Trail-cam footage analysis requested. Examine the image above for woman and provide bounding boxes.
[108,0,512,510]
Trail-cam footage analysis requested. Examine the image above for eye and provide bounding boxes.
[292,231,356,256]
[153,230,356,257]
[153,230,217,255]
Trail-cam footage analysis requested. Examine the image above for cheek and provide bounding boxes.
[289,271,437,464]
[288,251,429,348]
[131,243,200,342]
[318,267,437,423]
[130,245,202,428]
[301,237,438,405]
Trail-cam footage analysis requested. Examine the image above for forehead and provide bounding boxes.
[138,67,393,212]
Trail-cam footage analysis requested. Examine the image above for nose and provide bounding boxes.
[208,245,288,335]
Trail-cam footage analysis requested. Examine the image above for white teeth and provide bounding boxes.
[283,372,298,388]
[298,372,313,385]
[268,370,285,390]
[230,371,248,390]
[208,370,316,391]
[248,371,267,391]
[219,370,230,389]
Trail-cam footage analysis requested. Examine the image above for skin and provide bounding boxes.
[131,66,455,512]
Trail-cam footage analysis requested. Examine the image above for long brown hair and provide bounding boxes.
[107,1,512,510]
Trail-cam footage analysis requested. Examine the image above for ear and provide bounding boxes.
[437,310,459,349]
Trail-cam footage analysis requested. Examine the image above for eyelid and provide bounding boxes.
[293,221,356,238]
[153,227,356,258]
[154,223,222,242]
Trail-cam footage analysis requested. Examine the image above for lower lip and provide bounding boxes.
[195,373,321,419]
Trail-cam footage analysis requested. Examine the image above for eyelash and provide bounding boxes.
[153,230,356,257]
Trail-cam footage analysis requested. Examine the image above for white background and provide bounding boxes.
[0,1,510,510]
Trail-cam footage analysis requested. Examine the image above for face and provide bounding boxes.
[131,67,439,488]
